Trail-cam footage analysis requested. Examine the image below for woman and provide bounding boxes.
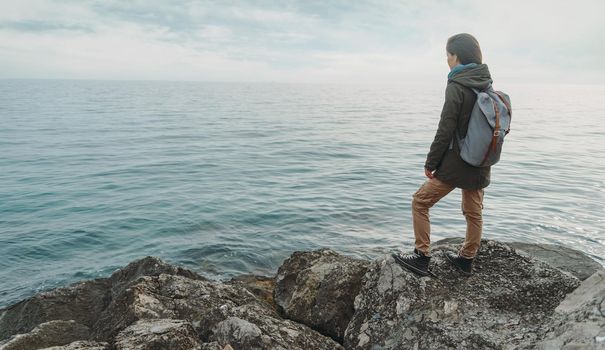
[393,33,493,276]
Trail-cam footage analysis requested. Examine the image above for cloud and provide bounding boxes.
[0,20,93,33]
[0,0,603,83]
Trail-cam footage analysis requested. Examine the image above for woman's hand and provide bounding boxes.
[424,168,434,179]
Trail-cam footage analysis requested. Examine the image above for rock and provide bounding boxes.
[197,343,235,350]
[507,242,603,281]
[114,319,202,349]
[434,237,603,281]
[1,240,601,350]
[343,239,581,350]
[96,272,342,349]
[1,255,342,350]
[198,342,224,350]
[90,272,259,341]
[535,270,605,349]
[108,256,207,297]
[274,248,370,343]
[0,279,110,341]
[0,256,206,341]
[0,320,89,350]
[40,341,109,349]
[213,317,263,349]
[227,274,276,310]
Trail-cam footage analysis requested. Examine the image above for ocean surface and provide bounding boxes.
[1,80,604,308]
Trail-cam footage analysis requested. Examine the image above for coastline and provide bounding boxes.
[0,239,603,349]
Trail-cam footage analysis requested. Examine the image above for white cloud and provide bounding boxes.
[0,0,603,83]
[195,25,232,42]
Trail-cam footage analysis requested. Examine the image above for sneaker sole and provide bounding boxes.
[391,253,430,277]
[445,252,472,276]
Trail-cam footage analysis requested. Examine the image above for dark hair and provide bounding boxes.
[446,33,482,64]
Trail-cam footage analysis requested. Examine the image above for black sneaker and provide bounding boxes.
[392,249,431,277]
[445,251,473,276]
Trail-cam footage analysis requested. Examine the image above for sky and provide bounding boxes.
[0,0,603,84]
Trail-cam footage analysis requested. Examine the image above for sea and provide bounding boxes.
[1,79,603,308]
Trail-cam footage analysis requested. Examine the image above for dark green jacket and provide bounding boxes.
[424,64,493,190]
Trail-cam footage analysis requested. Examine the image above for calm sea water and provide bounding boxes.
[1,80,603,308]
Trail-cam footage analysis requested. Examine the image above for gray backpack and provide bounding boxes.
[449,85,512,167]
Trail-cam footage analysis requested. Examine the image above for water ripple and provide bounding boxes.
[0,80,603,308]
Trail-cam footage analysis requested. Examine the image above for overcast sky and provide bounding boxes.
[1,0,603,84]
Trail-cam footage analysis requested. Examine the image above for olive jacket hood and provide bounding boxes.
[449,64,492,90]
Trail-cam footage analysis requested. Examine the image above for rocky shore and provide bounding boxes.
[0,239,603,350]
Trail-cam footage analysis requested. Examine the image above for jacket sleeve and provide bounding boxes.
[424,83,463,171]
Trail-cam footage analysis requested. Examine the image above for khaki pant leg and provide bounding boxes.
[412,177,455,256]
[459,188,485,258]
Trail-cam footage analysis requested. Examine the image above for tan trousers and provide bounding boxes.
[412,177,484,258]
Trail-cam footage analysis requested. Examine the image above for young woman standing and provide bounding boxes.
[393,33,493,276]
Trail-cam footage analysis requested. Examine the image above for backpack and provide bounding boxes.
[449,84,512,167]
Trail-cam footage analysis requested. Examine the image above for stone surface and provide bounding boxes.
[0,279,110,341]
[434,237,603,281]
[40,341,109,350]
[107,256,207,297]
[343,239,581,350]
[213,316,262,349]
[198,342,224,350]
[508,242,603,281]
[0,256,205,341]
[1,255,342,350]
[114,319,202,350]
[92,269,342,349]
[0,320,89,350]
[1,241,602,350]
[274,248,370,343]
[227,274,276,310]
[535,270,605,349]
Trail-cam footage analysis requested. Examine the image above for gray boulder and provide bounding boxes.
[1,240,602,350]
[107,256,207,297]
[507,242,603,281]
[435,237,603,281]
[94,272,343,349]
[114,319,202,350]
[343,240,581,350]
[1,255,342,350]
[213,316,262,349]
[0,256,205,341]
[199,342,229,350]
[227,274,276,310]
[274,248,370,343]
[0,320,89,350]
[536,270,605,349]
[0,279,110,341]
[40,341,109,350]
